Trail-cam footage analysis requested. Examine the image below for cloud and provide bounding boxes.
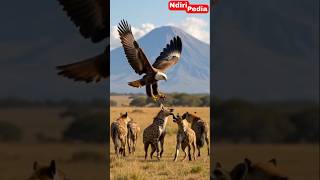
[110,17,209,49]
[171,17,210,44]
[110,23,156,49]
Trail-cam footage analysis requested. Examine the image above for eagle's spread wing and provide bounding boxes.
[152,36,182,72]
[57,0,108,43]
[118,20,153,75]
[57,49,109,83]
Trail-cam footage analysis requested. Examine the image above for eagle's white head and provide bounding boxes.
[155,72,168,81]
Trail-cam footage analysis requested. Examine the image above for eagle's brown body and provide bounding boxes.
[118,20,182,100]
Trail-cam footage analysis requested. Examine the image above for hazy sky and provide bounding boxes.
[110,0,210,49]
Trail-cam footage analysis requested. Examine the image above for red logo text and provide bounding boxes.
[168,1,209,14]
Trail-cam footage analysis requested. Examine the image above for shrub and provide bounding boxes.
[110,100,117,107]
[0,121,22,142]
[129,96,148,107]
[63,113,106,143]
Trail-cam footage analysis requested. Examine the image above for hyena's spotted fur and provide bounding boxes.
[182,112,209,157]
[143,104,174,160]
[172,114,197,162]
[111,112,132,157]
[212,159,289,180]
[27,160,69,180]
[127,120,140,155]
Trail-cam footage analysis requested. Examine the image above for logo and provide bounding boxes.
[168,0,209,14]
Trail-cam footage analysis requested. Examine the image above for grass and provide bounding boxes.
[110,107,210,180]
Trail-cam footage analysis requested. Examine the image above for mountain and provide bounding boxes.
[110,26,210,93]
[211,0,319,102]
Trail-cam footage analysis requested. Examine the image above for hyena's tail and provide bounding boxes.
[197,125,206,148]
[128,79,144,88]
[111,125,121,148]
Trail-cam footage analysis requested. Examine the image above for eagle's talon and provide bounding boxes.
[152,96,158,102]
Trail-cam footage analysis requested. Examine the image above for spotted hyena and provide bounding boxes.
[127,119,140,155]
[111,112,132,157]
[212,158,289,180]
[172,113,197,162]
[143,104,174,160]
[182,112,209,157]
[26,160,69,180]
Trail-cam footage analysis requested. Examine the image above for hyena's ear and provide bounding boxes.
[231,162,248,180]
[124,112,128,117]
[160,103,164,110]
[244,158,252,167]
[269,158,277,166]
[194,112,197,114]
[48,160,56,178]
[33,161,38,171]
[216,162,222,168]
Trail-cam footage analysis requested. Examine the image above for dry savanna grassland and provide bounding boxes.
[110,107,211,180]
[0,107,318,180]
[0,107,106,180]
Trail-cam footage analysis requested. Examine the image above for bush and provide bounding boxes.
[129,96,148,107]
[0,121,22,142]
[70,150,104,163]
[213,100,319,143]
[63,113,106,143]
[110,100,117,107]
[289,108,319,142]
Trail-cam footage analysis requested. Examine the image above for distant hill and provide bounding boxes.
[211,0,319,102]
[110,26,210,93]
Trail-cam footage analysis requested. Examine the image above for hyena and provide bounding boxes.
[172,113,197,162]
[111,112,132,157]
[212,162,232,180]
[212,158,289,180]
[182,112,209,157]
[26,160,69,180]
[127,120,140,155]
[143,104,174,160]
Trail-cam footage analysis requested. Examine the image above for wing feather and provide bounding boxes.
[118,20,153,75]
[56,49,109,83]
[57,0,108,43]
[152,36,182,72]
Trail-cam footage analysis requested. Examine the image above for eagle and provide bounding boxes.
[118,20,182,100]
[55,0,109,83]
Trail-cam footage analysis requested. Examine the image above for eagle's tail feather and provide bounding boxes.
[128,80,144,88]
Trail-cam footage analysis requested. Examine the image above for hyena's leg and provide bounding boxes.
[150,144,156,159]
[197,145,201,157]
[144,143,149,160]
[181,144,187,162]
[173,142,181,162]
[192,142,197,161]
[122,139,126,157]
[154,141,161,160]
[205,134,210,156]
[127,135,131,154]
[132,138,136,155]
[159,130,166,157]
[188,145,192,161]
[115,146,119,157]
